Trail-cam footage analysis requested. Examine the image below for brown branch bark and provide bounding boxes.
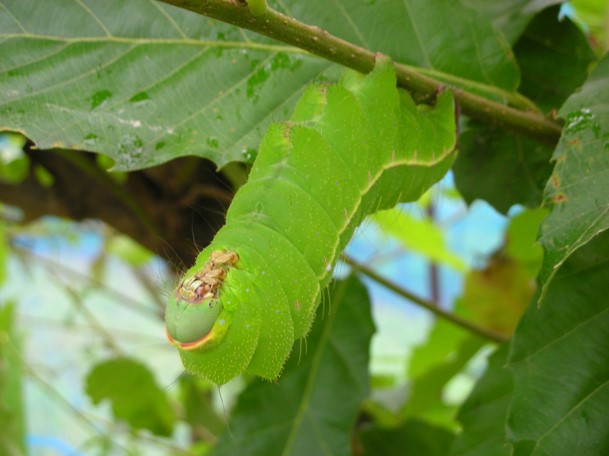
[0,146,232,267]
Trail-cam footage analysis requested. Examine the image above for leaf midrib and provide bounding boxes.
[281,281,347,456]
[0,33,307,53]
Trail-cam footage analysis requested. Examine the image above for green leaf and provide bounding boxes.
[280,0,519,92]
[460,0,563,44]
[178,374,225,439]
[453,122,553,213]
[0,221,7,285]
[507,231,609,455]
[408,306,474,380]
[0,0,333,170]
[454,8,595,214]
[106,234,153,267]
[85,357,176,436]
[1,0,517,171]
[503,208,547,274]
[210,276,374,456]
[570,0,609,53]
[514,6,596,113]
[402,336,483,426]
[359,419,455,456]
[405,304,485,428]
[458,258,534,337]
[538,52,609,299]
[0,302,26,456]
[450,345,512,456]
[369,209,467,271]
[457,209,543,337]
[0,132,28,184]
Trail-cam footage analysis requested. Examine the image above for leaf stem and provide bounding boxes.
[342,255,508,344]
[158,0,562,145]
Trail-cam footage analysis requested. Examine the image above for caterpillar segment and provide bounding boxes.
[165,58,457,384]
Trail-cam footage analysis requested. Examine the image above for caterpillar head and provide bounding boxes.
[165,250,238,350]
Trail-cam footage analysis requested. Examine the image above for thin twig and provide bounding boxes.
[343,255,508,344]
[13,246,162,319]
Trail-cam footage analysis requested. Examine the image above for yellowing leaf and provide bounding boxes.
[459,255,534,336]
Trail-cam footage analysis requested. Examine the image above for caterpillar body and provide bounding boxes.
[165,59,457,384]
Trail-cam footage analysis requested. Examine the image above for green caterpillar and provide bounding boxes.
[165,59,457,385]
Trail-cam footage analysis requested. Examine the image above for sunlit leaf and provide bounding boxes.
[370,209,466,271]
[0,302,26,456]
[459,257,534,336]
[538,53,609,299]
[1,0,518,171]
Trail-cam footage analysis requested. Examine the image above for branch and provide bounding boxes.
[158,0,562,146]
[0,148,230,267]
[343,255,508,344]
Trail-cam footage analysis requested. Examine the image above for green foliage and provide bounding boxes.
[211,276,374,456]
[453,6,595,213]
[538,53,609,299]
[0,0,608,454]
[507,231,609,454]
[360,419,456,456]
[450,345,512,456]
[0,133,28,184]
[0,303,26,456]
[370,209,466,271]
[85,357,176,436]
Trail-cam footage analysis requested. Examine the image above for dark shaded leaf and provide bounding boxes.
[454,123,553,213]
[280,0,519,92]
[507,231,609,455]
[178,374,225,440]
[360,418,455,456]
[450,345,512,456]
[211,276,375,456]
[514,6,596,113]
[460,0,563,44]
[454,7,594,213]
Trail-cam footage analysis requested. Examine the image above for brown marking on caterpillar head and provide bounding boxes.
[176,249,239,304]
[210,250,238,266]
[552,192,568,204]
